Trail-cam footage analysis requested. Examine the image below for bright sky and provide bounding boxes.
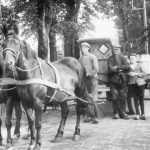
[1,0,10,6]
[82,17,118,40]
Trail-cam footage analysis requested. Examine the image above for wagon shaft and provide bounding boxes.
[0,78,88,103]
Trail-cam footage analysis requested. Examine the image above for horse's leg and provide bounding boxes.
[12,100,22,143]
[43,105,47,112]
[5,97,13,149]
[22,106,36,150]
[33,98,42,150]
[53,101,69,143]
[0,117,5,150]
[0,118,3,146]
[72,101,82,141]
[22,110,34,140]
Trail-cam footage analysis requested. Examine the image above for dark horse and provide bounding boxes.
[0,44,22,149]
[3,33,99,150]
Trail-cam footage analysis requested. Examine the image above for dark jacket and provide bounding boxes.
[108,54,130,84]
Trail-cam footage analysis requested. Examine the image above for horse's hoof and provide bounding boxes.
[5,143,13,150]
[52,137,63,143]
[22,133,31,140]
[28,144,40,150]
[72,134,80,141]
[5,146,14,150]
[12,135,19,143]
[27,145,35,150]
[33,144,41,150]
[0,146,5,150]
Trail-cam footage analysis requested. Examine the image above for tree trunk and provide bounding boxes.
[49,30,57,61]
[37,1,48,59]
[49,10,57,62]
[117,0,129,54]
[63,0,81,58]
[37,0,52,60]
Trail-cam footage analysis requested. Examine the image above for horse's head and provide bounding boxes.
[3,34,22,70]
[3,34,37,72]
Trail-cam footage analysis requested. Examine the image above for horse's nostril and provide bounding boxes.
[7,61,14,70]
[8,61,12,66]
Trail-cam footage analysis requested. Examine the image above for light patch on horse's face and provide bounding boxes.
[6,38,20,49]
[3,37,20,69]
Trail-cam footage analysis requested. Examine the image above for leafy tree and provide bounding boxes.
[95,0,148,54]
[55,0,97,58]
[3,0,100,60]
[0,4,18,34]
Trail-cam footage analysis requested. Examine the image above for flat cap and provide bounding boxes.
[129,53,137,57]
[111,39,121,48]
[81,42,91,48]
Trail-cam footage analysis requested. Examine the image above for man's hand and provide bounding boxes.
[129,72,138,76]
[87,73,93,78]
[113,66,118,70]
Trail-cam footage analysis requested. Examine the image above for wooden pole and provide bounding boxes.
[0,0,3,35]
[143,0,148,54]
[0,0,2,26]
[131,0,148,54]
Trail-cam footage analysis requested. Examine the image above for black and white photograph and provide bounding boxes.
[0,0,149,149]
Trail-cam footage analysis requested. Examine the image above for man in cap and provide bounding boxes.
[79,42,99,123]
[107,44,130,119]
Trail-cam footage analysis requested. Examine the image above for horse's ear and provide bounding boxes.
[2,21,19,37]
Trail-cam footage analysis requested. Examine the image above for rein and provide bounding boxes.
[0,83,16,91]
[15,61,45,72]
[0,86,16,91]
[0,78,88,104]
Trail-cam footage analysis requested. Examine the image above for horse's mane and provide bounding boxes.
[22,40,37,59]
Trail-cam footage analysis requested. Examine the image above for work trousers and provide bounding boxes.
[128,84,145,115]
[86,77,98,101]
[83,77,98,120]
[127,89,135,114]
[110,82,127,116]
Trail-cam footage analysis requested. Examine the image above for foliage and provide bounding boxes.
[2,0,100,39]
[8,0,38,38]
[95,0,149,54]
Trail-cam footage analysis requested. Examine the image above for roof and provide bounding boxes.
[77,38,112,44]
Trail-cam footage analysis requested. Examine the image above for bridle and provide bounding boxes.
[2,37,44,77]
[3,37,21,64]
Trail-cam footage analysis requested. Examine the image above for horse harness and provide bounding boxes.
[27,59,88,104]
[2,37,88,104]
[0,60,88,104]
